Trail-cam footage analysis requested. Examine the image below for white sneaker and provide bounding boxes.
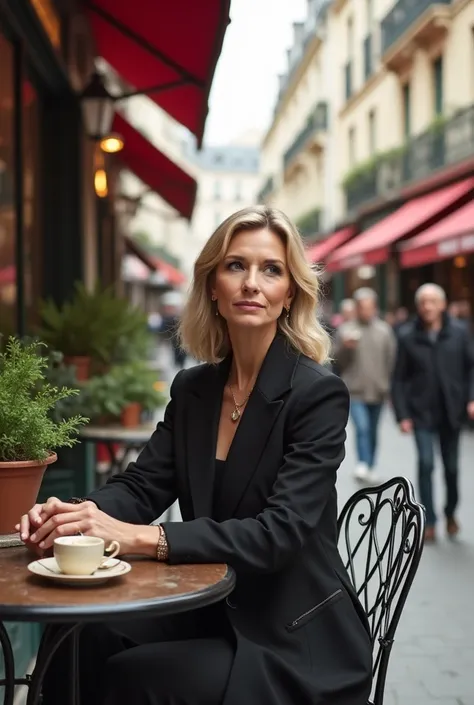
[363,470,382,486]
[353,463,369,481]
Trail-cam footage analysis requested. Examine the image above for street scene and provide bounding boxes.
[1,0,474,703]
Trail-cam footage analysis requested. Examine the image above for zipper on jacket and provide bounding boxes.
[287,589,343,631]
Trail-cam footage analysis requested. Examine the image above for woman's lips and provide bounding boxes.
[234,302,264,310]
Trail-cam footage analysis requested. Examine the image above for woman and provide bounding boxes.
[20,206,372,705]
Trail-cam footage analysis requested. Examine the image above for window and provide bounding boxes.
[0,33,16,338]
[402,82,411,138]
[433,56,443,115]
[213,179,221,200]
[23,80,41,330]
[348,127,356,167]
[347,17,354,59]
[368,110,376,155]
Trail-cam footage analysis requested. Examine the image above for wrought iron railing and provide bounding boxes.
[344,103,474,212]
[257,175,274,203]
[381,0,452,55]
[283,103,328,171]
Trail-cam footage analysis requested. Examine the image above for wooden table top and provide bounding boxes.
[0,547,235,624]
[79,424,156,443]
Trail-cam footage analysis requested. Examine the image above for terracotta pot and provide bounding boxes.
[0,453,57,535]
[120,403,142,428]
[64,356,91,381]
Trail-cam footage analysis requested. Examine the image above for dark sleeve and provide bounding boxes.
[86,373,183,524]
[464,329,474,403]
[162,374,349,574]
[391,334,409,422]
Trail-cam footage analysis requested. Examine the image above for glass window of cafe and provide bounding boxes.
[0,30,41,339]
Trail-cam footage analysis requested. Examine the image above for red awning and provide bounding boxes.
[85,0,230,146]
[154,258,186,286]
[399,199,474,268]
[114,114,196,220]
[326,178,474,272]
[123,235,157,272]
[307,226,355,264]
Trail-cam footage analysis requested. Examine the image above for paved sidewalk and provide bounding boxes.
[339,408,474,705]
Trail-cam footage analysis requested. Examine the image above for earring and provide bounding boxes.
[212,296,219,316]
[286,306,290,321]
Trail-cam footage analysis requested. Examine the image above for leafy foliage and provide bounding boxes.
[0,338,88,462]
[85,362,167,422]
[38,283,152,364]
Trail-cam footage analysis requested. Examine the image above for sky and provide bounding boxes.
[203,0,307,146]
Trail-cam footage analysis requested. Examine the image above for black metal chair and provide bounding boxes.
[337,477,425,705]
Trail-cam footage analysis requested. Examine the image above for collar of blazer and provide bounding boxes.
[185,333,301,519]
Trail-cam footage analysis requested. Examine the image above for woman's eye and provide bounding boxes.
[227,261,244,271]
[265,264,282,275]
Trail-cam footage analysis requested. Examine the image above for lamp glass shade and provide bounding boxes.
[80,72,115,140]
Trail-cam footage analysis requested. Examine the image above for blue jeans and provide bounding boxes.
[350,401,383,469]
[413,426,460,527]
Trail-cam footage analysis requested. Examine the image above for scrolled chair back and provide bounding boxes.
[337,477,425,705]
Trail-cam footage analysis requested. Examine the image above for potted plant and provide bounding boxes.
[84,363,167,428]
[38,284,112,380]
[38,283,153,379]
[0,338,88,535]
[111,363,167,428]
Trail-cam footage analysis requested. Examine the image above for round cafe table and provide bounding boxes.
[0,546,236,705]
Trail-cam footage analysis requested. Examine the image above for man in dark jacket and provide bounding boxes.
[391,283,474,542]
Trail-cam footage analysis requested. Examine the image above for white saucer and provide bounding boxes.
[27,557,132,586]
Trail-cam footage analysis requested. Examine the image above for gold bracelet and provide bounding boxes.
[156,524,169,562]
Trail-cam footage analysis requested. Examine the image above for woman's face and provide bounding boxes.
[212,227,293,332]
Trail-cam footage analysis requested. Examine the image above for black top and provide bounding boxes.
[213,458,226,517]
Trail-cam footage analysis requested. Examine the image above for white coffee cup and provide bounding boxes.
[53,536,120,576]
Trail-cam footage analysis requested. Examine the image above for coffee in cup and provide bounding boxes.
[53,536,120,576]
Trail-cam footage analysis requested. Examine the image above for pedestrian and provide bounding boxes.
[21,206,372,705]
[391,283,474,542]
[334,287,396,484]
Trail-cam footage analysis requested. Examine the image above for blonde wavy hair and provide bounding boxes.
[179,205,330,364]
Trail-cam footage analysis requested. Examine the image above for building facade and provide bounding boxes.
[183,140,260,277]
[260,0,474,312]
[259,0,334,240]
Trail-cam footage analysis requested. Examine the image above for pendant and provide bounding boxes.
[231,408,240,422]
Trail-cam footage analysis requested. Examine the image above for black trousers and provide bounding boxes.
[41,603,235,705]
[413,425,460,526]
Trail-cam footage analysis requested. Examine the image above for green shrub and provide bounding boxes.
[0,338,88,462]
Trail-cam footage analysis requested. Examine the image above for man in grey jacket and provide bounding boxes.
[334,288,396,484]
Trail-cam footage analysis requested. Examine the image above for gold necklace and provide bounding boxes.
[228,384,254,422]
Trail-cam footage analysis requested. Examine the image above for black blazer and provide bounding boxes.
[391,315,474,429]
[89,334,372,705]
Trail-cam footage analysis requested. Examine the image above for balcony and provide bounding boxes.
[283,102,328,173]
[343,103,474,213]
[381,0,452,72]
[257,175,274,203]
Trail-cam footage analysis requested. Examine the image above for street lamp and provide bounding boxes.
[80,71,122,151]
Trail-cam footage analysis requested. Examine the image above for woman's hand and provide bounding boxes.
[16,497,140,554]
